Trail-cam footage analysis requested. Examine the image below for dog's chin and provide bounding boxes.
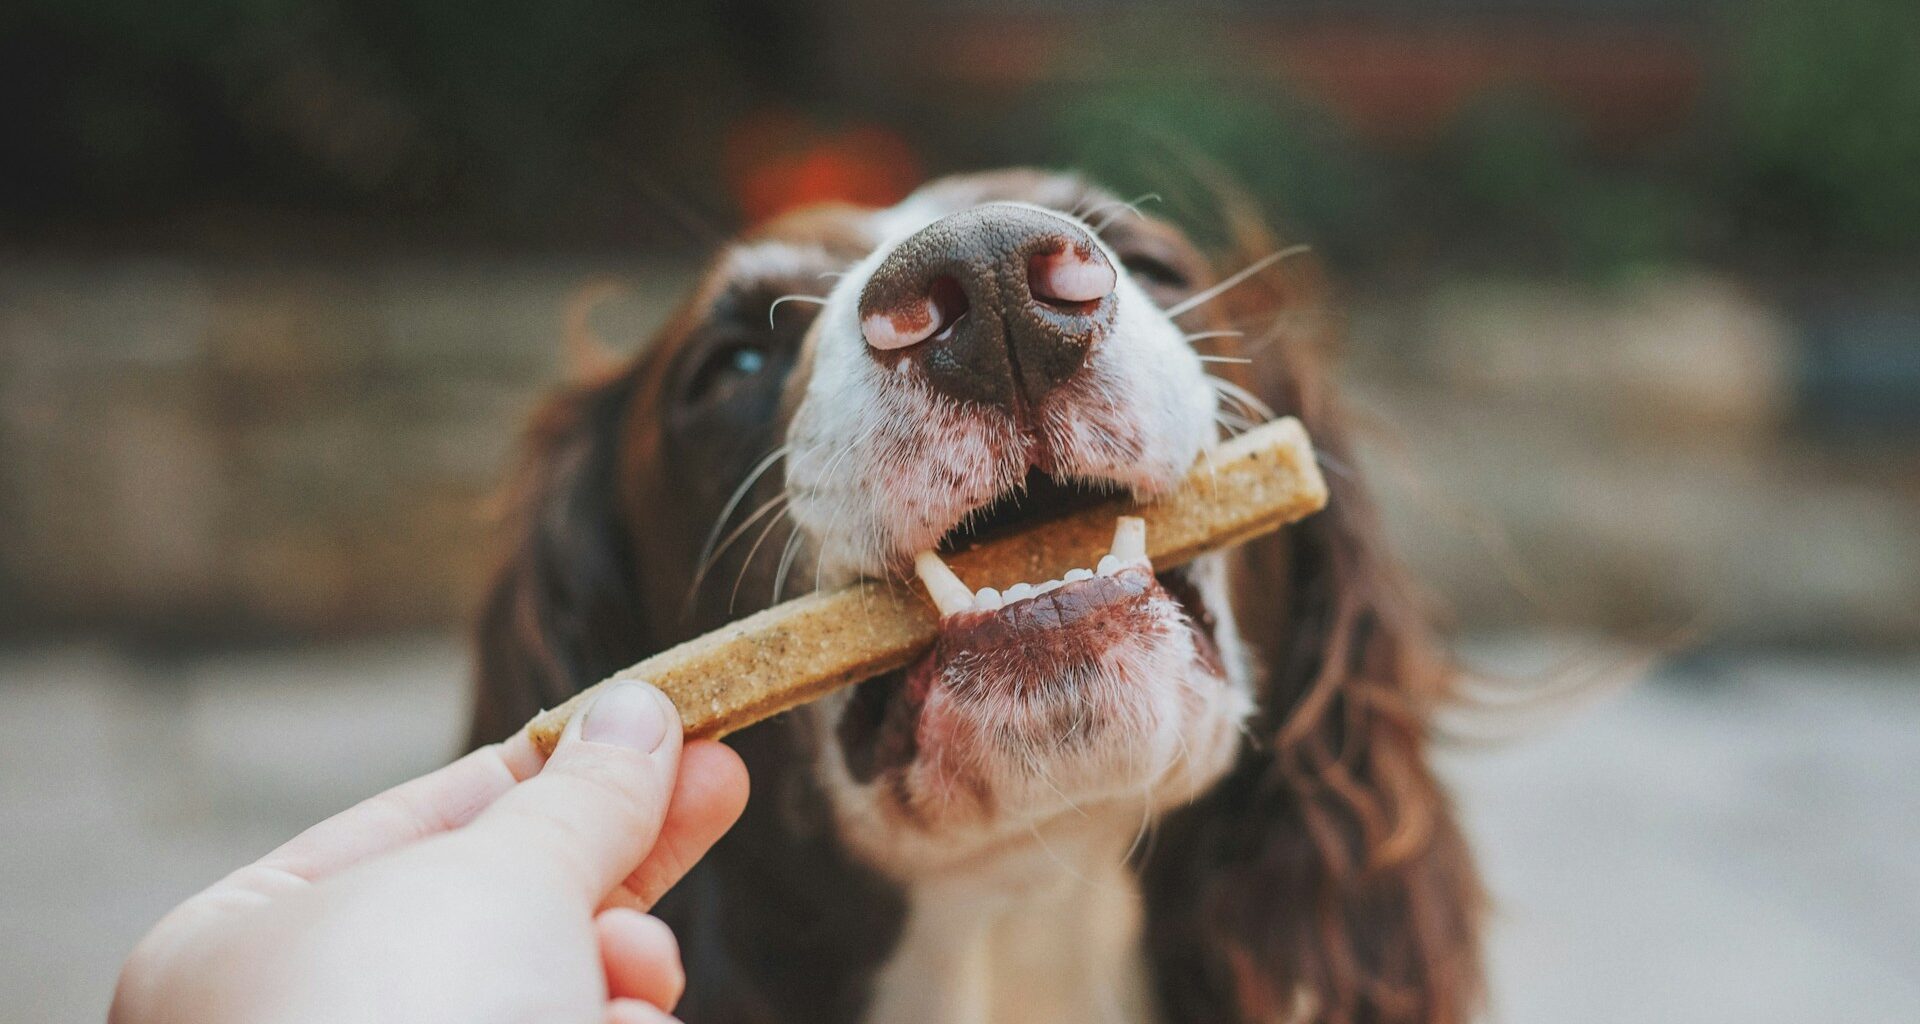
[829,564,1252,870]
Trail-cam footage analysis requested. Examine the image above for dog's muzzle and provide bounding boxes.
[856,204,1117,412]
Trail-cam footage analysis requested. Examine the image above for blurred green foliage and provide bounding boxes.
[1034,81,1390,264]
[1021,81,1704,282]
[3,0,1917,278]
[1029,0,1920,279]
[0,0,726,223]
[1426,91,1699,281]
[1725,0,1920,256]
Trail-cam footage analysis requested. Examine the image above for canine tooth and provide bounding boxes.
[1064,568,1093,582]
[913,551,974,617]
[1110,516,1148,565]
[1096,554,1122,576]
[1034,579,1063,595]
[1004,582,1034,602]
[973,587,1002,610]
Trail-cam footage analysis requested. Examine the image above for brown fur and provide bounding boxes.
[469,173,1482,1024]
[1138,216,1484,1023]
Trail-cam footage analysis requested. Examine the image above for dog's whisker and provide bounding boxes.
[767,294,828,328]
[1219,414,1260,441]
[1026,753,1089,820]
[815,419,882,494]
[815,501,861,597]
[1165,244,1311,318]
[1089,192,1162,233]
[1315,450,1356,482]
[1020,798,1130,896]
[1213,414,1255,441]
[772,524,806,603]
[1183,329,1245,344]
[1212,390,1261,424]
[730,507,794,614]
[1233,330,1285,358]
[693,445,791,592]
[802,418,886,591]
[1207,375,1276,421]
[688,492,790,605]
[1195,355,1253,365]
[1196,442,1223,501]
[1125,803,1153,863]
[1211,387,1262,416]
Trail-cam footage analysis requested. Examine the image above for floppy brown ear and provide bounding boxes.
[1138,246,1483,1023]
[467,367,658,749]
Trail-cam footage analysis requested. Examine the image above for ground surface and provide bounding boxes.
[2,636,1915,1023]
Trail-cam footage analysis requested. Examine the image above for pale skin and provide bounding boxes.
[110,681,750,1024]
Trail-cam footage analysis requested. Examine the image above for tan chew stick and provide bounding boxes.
[525,416,1328,754]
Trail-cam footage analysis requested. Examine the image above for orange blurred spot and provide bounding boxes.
[727,115,921,224]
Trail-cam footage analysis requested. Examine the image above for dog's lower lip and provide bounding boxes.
[930,562,1200,656]
[942,564,1155,634]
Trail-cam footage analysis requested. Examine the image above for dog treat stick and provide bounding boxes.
[525,416,1328,754]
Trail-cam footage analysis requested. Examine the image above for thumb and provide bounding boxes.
[461,680,683,903]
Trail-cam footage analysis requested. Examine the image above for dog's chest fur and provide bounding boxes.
[866,815,1154,1024]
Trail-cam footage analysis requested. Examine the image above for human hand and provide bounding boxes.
[110,680,748,1024]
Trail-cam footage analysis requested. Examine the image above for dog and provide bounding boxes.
[469,169,1482,1024]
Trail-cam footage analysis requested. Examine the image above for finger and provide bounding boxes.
[606,998,681,1024]
[596,908,685,1009]
[601,741,748,912]
[462,680,684,901]
[248,730,540,885]
[496,726,546,779]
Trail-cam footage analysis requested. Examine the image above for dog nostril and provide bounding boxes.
[857,208,1113,410]
[1028,245,1116,308]
[862,297,936,351]
[862,275,971,351]
[926,275,970,340]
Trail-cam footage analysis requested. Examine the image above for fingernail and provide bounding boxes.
[581,681,670,752]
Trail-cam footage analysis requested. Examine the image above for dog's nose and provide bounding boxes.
[858,205,1116,411]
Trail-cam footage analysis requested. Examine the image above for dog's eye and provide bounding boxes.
[1120,254,1190,291]
[686,343,768,403]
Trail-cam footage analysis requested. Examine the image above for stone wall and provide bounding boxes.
[0,257,691,638]
[1351,275,1920,648]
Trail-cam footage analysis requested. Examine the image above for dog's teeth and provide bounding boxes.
[1064,568,1093,582]
[913,551,973,617]
[973,587,1002,611]
[1034,579,1063,596]
[1096,554,1121,576]
[1004,582,1034,602]
[1110,516,1148,565]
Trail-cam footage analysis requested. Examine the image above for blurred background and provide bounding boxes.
[2,0,1916,1019]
